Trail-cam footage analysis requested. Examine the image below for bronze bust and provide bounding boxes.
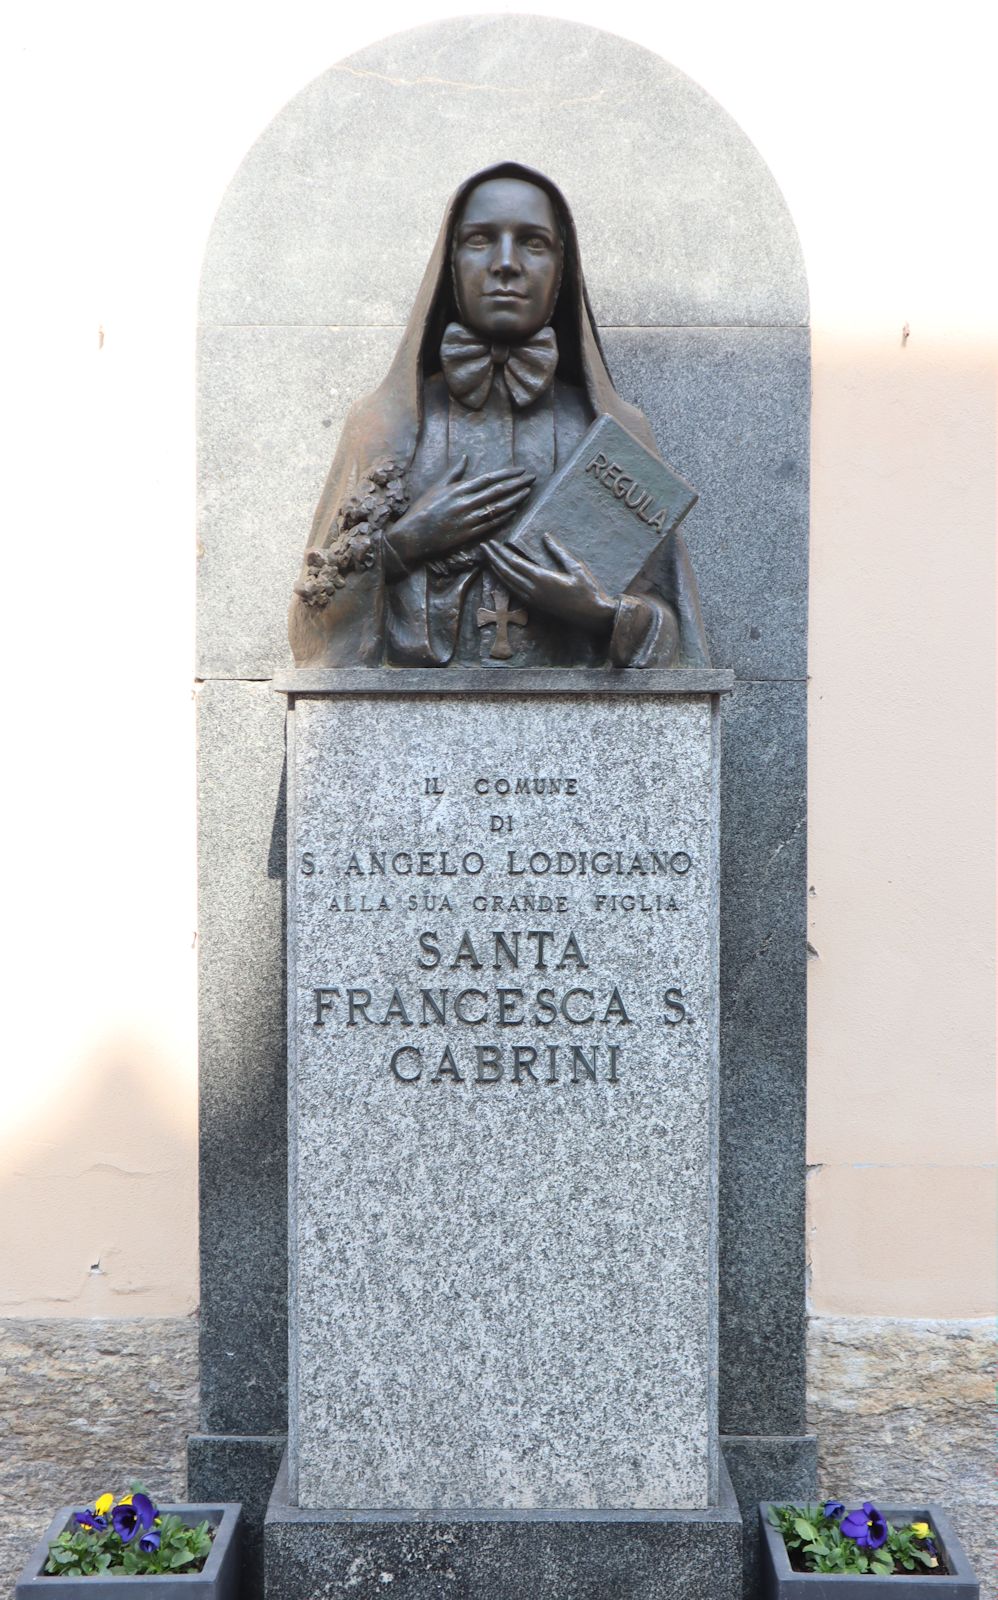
[289,162,709,669]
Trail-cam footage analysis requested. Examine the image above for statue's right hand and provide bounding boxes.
[385,456,536,569]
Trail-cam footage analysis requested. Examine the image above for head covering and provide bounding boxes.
[293,162,711,670]
[307,162,658,549]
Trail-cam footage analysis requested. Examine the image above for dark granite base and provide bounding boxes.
[722,1435,817,1598]
[718,680,808,1439]
[188,1433,287,1600]
[264,1451,742,1600]
[196,681,289,1440]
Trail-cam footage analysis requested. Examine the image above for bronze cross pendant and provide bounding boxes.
[477,583,527,661]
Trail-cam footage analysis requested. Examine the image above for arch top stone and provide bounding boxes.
[199,14,808,330]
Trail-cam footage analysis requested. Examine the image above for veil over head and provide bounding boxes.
[308,162,659,547]
[295,161,710,669]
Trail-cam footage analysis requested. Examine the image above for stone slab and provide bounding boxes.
[721,1434,817,1599]
[718,681,808,1437]
[1,1316,198,1595]
[264,1449,742,1600]
[197,325,397,682]
[287,687,721,1510]
[196,681,288,1435]
[200,17,806,331]
[605,328,810,682]
[197,327,808,682]
[808,1316,996,1600]
[0,1317,197,1510]
[278,667,734,695]
[188,1434,287,1600]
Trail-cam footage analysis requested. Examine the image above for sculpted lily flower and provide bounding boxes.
[112,1493,157,1544]
[840,1501,888,1550]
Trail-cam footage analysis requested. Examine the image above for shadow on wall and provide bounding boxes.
[0,1032,197,1317]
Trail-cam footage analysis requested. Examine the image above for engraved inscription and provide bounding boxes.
[584,449,672,532]
[297,759,706,1091]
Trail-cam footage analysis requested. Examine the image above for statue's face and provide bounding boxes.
[453,178,563,343]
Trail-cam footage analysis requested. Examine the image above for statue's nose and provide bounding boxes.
[493,231,521,278]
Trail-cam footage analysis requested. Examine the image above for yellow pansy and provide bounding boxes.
[910,1522,930,1539]
[118,1494,133,1507]
[94,1494,114,1517]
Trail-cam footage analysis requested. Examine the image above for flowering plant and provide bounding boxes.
[44,1487,214,1578]
[768,1500,942,1576]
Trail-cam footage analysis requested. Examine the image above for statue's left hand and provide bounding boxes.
[481,534,616,633]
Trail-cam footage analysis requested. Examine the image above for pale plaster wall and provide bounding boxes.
[808,326,996,1315]
[3,0,994,1319]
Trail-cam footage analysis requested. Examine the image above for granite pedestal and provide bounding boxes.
[264,1449,742,1600]
[270,667,740,1594]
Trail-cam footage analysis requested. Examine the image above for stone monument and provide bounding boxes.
[189,19,815,1600]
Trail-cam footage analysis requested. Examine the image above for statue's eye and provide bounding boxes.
[461,232,491,248]
[524,235,552,251]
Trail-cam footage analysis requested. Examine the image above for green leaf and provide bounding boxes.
[793,1517,816,1541]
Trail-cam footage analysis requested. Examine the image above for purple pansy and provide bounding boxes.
[823,1500,845,1520]
[138,1529,161,1555]
[112,1494,157,1544]
[73,1510,108,1532]
[840,1501,888,1550]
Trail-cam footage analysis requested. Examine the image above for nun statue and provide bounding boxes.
[289,162,709,670]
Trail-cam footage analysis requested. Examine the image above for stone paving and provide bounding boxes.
[2,1315,993,1598]
[0,1320,198,1596]
[809,1316,996,1600]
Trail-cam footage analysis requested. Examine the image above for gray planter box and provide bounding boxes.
[759,1504,979,1600]
[15,1505,241,1600]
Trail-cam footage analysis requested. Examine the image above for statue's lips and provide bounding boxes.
[484,291,528,300]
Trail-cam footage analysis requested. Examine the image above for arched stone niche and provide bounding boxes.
[198,15,808,679]
[192,14,813,1580]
